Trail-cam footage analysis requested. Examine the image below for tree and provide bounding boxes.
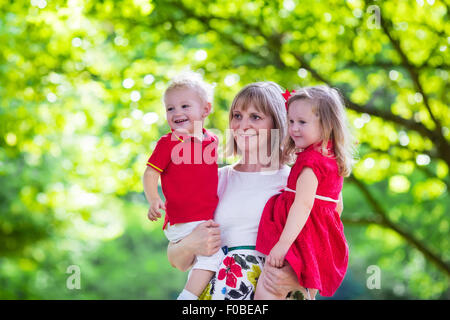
[0,0,448,299]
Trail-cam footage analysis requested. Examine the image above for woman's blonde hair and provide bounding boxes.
[226,81,288,166]
[283,85,355,177]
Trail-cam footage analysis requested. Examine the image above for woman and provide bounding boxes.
[165,82,307,300]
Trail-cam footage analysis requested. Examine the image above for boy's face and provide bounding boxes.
[164,87,211,135]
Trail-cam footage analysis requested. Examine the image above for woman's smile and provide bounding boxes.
[230,104,274,155]
[236,132,258,137]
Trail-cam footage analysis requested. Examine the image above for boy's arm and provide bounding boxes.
[143,166,165,220]
[143,166,161,201]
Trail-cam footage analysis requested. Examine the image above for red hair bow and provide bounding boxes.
[282,89,295,110]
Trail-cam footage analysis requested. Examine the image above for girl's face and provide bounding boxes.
[230,103,274,156]
[164,87,211,134]
[288,99,322,149]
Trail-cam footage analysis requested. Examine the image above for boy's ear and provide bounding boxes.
[202,102,212,118]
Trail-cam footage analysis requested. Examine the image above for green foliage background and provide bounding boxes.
[0,0,448,299]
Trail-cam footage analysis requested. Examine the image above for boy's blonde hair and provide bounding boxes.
[164,71,214,104]
[283,85,355,177]
[227,81,288,166]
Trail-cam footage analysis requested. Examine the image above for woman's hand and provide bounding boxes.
[261,262,300,297]
[188,220,222,257]
[167,220,221,272]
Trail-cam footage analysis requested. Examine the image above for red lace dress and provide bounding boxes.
[256,141,348,297]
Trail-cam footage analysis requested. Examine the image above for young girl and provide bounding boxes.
[143,72,223,300]
[255,85,354,300]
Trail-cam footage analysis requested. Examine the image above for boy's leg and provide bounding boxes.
[177,289,198,300]
[179,246,224,299]
[182,269,215,298]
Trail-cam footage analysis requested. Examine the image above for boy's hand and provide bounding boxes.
[267,241,289,268]
[147,198,166,221]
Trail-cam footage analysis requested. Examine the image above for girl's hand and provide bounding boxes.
[267,241,289,268]
[147,197,166,221]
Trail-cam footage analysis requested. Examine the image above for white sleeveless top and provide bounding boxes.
[214,164,290,248]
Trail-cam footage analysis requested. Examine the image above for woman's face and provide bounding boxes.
[230,103,274,160]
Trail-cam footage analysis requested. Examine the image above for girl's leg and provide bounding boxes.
[179,269,214,299]
[254,269,287,300]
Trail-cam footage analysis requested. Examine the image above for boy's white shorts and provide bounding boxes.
[164,220,224,272]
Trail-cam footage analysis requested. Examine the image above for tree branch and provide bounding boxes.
[372,1,450,166]
[378,13,441,128]
[342,216,383,226]
[364,144,450,190]
[291,53,441,145]
[178,4,439,147]
[348,175,450,276]
[170,0,450,168]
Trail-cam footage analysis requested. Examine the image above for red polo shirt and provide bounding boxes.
[146,128,219,230]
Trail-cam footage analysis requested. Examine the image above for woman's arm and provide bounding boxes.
[167,220,221,272]
[267,168,319,267]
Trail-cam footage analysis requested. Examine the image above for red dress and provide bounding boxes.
[255,141,348,297]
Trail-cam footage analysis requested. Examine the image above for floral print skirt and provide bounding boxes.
[198,249,265,300]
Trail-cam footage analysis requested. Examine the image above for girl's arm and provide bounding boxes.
[142,166,165,221]
[167,220,221,272]
[268,167,319,267]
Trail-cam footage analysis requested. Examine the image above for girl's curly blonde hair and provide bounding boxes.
[283,85,356,177]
